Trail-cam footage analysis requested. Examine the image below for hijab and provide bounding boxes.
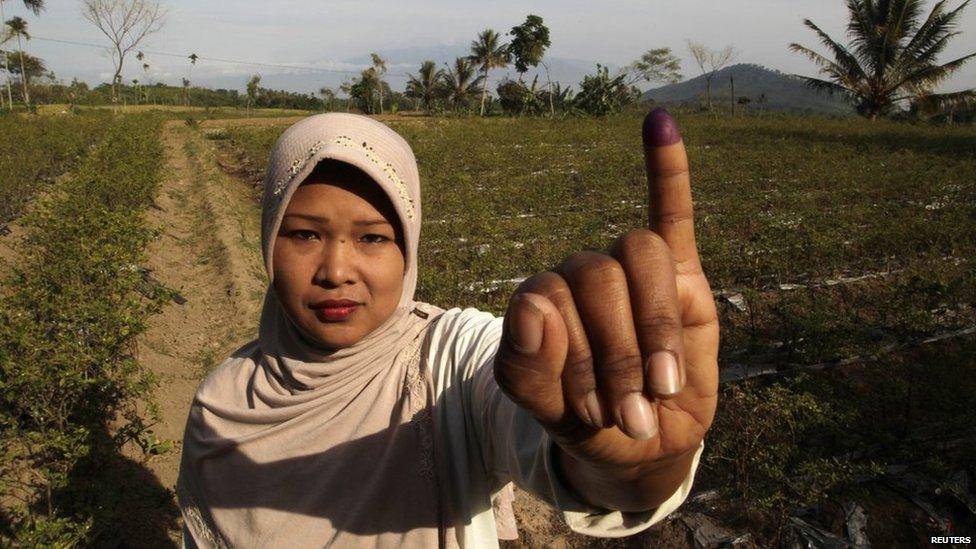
[177,113,452,548]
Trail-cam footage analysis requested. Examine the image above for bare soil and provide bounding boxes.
[130,120,266,545]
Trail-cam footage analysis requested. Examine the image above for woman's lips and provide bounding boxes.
[311,301,360,321]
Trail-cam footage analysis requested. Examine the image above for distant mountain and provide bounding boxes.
[642,64,854,115]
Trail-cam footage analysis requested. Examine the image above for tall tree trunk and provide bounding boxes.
[16,35,29,105]
[730,76,735,117]
[480,68,489,116]
[112,45,124,104]
[2,50,10,109]
[1,1,11,108]
[705,76,712,110]
[542,62,554,117]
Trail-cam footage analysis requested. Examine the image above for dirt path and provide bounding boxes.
[134,120,266,543]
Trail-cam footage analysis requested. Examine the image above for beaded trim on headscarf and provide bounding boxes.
[271,136,417,220]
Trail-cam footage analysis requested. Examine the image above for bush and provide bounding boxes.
[573,64,640,116]
[705,373,883,542]
[0,115,171,545]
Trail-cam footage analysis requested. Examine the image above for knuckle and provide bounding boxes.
[597,354,645,391]
[652,209,694,227]
[616,229,670,260]
[561,252,624,285]
[636,313,682,335]
[515,271,566,301]
[562,354,596,389]
[493,355,537,406]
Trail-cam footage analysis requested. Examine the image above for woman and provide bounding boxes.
[177,109,718,548]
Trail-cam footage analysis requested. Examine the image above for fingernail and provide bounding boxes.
[509,294,543,355]
[584,391,606,428]
[619,393,658,440]
[642,107,682,147]
[649,351,682,395]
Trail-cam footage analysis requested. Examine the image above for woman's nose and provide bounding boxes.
[314,239,356,286]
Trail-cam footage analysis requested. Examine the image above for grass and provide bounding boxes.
[34,103,317,119]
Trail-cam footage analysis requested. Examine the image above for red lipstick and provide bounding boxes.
[311,299,361,321]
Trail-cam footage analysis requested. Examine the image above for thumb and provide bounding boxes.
[494,292,569,427]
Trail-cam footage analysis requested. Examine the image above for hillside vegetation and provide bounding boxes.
[643,64,855,115]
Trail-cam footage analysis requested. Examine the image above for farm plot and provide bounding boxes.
[0,113,112,226]
[217,112,976,545]
[0,114,176,546]
[220,114,975,343]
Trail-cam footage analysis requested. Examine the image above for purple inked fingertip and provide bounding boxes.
[642,107,682,147]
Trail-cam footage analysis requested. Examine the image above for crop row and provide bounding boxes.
[219,112,975,308]
[0,113,113,225]
[0,115,168,545]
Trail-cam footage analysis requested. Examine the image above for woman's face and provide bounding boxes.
[273,161,405,350]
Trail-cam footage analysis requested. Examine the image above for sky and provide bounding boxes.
[6,0,976,95]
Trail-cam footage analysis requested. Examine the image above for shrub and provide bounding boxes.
[0,115,170,545]
[705,373,883,542]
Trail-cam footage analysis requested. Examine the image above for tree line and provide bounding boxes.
[342,15,685,117]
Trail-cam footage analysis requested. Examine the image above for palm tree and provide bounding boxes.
[0,39,9,109]
[790,0,976,120]
[405,60,445,113]
[182,77,190,107]
[468,29,508,116]
[4,16,30,104]
[443,57,483,113]
[0,2,42,107]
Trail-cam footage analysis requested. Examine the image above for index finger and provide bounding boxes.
[642,108,701,273]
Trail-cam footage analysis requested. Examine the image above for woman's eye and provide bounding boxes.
[289,230,318,241]
[363,234,390,244]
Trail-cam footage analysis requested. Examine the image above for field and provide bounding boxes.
[1,108,974,546]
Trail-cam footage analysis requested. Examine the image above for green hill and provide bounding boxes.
[642,63,854,115]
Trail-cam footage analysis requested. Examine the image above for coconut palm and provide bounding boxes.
[443,57,483,113]
[4,16,30,104]
[1,0,44,15]
[468,29,508,116]
[405,60,445,113]
[0,1,43,107]
[790,0,976,120]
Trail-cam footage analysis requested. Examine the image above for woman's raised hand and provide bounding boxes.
[494,108,719,508]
